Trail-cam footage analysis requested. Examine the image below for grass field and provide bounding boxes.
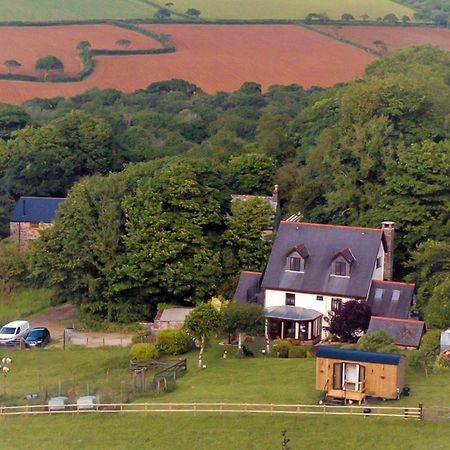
[0,343,449,448]
[162,0,414,21]
[0,288,52,325]
[0,0,156,22]
[1,415,449,450]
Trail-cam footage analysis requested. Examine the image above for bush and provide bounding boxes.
[156,329,191,355]
[357,330,398,353]
[129,343,158,362]
[271,339,291,358]
[436,351,450,368]
[288,346,307,358]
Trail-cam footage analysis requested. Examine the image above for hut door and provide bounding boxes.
[332,363,343,390]
[344,363,359,391]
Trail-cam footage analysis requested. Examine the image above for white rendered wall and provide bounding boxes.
[371,242,385,282]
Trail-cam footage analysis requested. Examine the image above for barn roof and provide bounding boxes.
[11,196,65,223]
[367,280,414,319]
[316,346,402,365]
[261,221,383,298]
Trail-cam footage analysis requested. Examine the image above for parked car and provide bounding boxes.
[76,395,98,410]
[25,327,51,348]
[48,396,69,411]
[0,320,30,345]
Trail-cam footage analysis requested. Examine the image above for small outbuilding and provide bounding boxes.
[154,307,194,330]
[316,346,405,404]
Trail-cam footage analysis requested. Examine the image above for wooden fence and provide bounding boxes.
[0,402,423,420]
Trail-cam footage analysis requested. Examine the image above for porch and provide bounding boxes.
[265,305,322,344]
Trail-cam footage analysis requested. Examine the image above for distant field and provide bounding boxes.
[0,0,156,21]
[316,25,450,53]
[163,0,414,20]
[0,24,375,104]
[0,24,159,77]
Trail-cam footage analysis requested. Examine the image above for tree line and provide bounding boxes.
[0,45,448,327]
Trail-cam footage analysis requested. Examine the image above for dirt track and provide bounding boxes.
[28,304,133,346]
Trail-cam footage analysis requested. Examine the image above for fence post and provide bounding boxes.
[419,403,423,421]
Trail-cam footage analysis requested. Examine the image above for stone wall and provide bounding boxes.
[10,221,53,247]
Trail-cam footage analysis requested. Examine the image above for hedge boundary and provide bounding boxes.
[0,22,175,83]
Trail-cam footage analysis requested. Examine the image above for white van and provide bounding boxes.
[0,320,30,344]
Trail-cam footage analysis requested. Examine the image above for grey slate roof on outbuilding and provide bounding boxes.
[440,329,450,353]
[261,221,384,299]
[11,196,65,223]
[316,346,402,365]
[367,316,424,348]
[234,271,262,304]
[367,280,414,319]
[265,305,322,321]
[158,308,194,323]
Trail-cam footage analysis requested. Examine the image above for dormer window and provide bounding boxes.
[286,243,308,272]
[331,247,355,277]
[334,261,347,276]
[288,256,304,272]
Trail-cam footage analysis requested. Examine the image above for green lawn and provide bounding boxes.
[1,415,449,450]
[161,0,414,21]
[0,287,52,325]
[0,347,130,402]
[0,0,156,21]
[0,343,449,448]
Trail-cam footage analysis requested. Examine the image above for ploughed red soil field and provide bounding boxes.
[316,25,450,54]
[0,24,159,77]
[0,24,375,104]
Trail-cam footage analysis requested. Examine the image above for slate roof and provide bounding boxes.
[367,280,414,319]
[261,221,384,299]
[441,329,450,353]
[316,346,402,365]
[265,305,322,321]
[234,271,262,304]
[158,308,194,323]
[11,197,65,223]
[231,194,278,212]
[367,316,424,348]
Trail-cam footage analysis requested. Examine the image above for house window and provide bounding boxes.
[331,298,342,311]
[288,257,303,272]
[376,257,382,269]
[334,261,347,276]
[392,290,400,302]
[316,295,324,301]
[285,293,295,306]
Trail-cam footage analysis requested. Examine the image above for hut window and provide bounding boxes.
[392,290,401,302]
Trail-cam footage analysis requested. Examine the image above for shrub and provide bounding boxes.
[357,330,398,353]
[436,351,450,368]
[288,346,307,358]
[271,339,291,358]
[156,329,191,355]
[129,343,158,362]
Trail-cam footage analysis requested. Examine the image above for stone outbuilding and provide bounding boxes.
[10,196,65,246]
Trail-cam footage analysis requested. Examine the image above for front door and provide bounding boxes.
[344,363,358,391]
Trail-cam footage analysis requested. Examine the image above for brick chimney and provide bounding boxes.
[381,221,395,281]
